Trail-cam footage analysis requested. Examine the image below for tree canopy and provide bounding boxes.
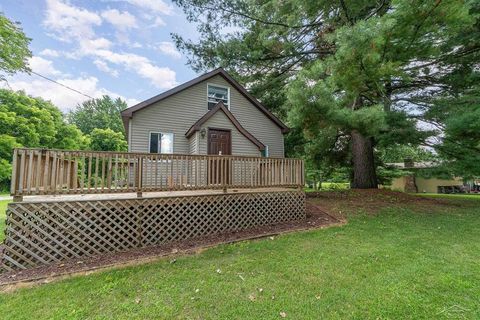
[0,89,87,188]
[0,90,131,189]
[0,13,31,80]
[89,128,128,152]
[67,96,128,137]
[173,0,480,186]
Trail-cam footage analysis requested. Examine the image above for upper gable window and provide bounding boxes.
[207,84,229,110]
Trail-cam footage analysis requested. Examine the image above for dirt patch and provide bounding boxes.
[0,201,341,289]
[307,189,467,217]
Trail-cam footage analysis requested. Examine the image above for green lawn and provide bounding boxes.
[416,193,480,200]
[0,199,10,242]
[0,197,479,319]
[305,182,350,192]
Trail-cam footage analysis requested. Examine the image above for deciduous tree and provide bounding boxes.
[67,96,128,137]
[0,89,86,188]
[89,128,127,152]
[0,13,31,80]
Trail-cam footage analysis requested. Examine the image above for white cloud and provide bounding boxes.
[95,49,177,89]
[39,49,60,58]
[28,56,63,76]
[152,17,166,27]
[157,41,181,59]
[44,0,102,41]
[101,9,138,31]
[6,75,139,111]
[124,0,173,15]
[93,59,119,77]
[79,37,112,54]
[41,0,177,91]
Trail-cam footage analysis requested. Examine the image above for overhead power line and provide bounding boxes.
[30,71,95,99]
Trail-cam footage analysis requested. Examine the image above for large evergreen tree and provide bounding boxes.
[172,0,479,187]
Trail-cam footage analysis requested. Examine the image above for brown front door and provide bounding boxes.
[207,129,232,155]
[207,129,231,185]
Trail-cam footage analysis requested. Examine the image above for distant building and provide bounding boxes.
[384,159,470,194]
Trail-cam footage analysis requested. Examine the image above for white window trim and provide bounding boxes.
[148,131,174,154]
[207,83,230,110]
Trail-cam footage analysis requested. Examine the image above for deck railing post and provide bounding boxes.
[10,148,19,197]
[222,156,228,193]
[136,156,143,198]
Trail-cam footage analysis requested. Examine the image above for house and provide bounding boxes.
[120,68,288,158]
[385,159,467,193]
[5,71,304,271]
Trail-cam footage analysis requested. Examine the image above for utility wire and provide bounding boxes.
[30,71,95,99]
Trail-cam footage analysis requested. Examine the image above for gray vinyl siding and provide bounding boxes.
[189,132,199,154]
[129,74,284,156]
[197,110,260,156]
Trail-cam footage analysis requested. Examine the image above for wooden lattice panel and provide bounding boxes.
[1,191,305,271]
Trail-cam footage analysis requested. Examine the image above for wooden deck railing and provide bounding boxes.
[10,148,304,197]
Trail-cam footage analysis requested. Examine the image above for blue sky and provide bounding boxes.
[0,0,200,111]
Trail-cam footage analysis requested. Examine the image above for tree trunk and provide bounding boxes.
[351,130,378,189]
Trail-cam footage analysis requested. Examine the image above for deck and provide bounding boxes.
[10,148,304,201]
[20,187,297,203]
[2,148,306,271]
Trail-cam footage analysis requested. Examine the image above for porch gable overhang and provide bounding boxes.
[185,101,266,151]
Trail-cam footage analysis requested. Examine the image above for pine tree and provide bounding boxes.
[172,0,479,187]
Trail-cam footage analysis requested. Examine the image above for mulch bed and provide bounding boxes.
[0,200,341,288]
[307,189,468,217]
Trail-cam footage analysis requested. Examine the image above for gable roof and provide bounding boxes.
[120,68,289,136]
[185,101,265,151]
[386,161,438,169]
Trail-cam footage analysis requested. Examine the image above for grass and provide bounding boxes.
[305,182,350,192]
[0,196,479,319]
[0,200,10,242]
[415,193,480,200]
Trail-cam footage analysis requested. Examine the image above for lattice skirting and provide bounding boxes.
[1,191,305,271]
